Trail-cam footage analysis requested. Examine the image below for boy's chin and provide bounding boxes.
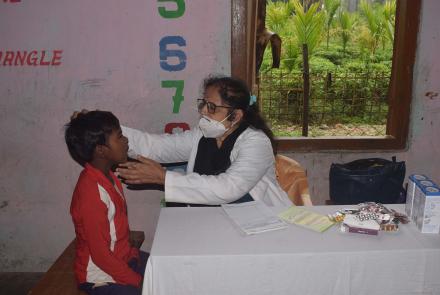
[114,155,128,165]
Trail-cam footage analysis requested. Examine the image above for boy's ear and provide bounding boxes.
[94,145,107,159]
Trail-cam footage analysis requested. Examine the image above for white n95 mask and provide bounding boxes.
[198,114,232,138]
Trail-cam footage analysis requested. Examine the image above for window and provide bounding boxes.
[231,0,421,151]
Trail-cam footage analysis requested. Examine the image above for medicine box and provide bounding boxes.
[414,185,440,234]
[342,214,380,235]
[405,174,428,219]
[412,179,438,222]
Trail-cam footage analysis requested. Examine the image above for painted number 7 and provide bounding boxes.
[161,80,184,113]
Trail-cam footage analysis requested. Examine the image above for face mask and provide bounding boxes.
[198,114,233,138]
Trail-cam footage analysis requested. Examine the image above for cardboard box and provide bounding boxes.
[411,178,437,223]
[405,174,428,219]
[414,185,440,234]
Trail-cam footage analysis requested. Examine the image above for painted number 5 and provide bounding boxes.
[158,0,185,19]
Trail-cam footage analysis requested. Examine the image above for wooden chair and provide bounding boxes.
[29,231,145,295]
[275,155,313,206]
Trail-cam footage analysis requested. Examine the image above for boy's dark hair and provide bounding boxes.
[65,111,120,166]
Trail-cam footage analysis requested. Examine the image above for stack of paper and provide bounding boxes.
[278,206,334,233]
[221,201,288,235]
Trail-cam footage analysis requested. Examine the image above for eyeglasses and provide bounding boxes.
[197,99,232,114]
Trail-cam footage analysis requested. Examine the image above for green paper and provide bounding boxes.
[278,206,335,233]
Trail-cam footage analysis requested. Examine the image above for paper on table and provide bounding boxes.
[221,201,288,235]
[278,206,335,233]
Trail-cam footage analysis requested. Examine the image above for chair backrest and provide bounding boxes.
[275,155,313,206]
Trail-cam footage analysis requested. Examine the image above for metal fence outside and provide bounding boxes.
[258,69,391,137]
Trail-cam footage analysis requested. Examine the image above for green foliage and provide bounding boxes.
[266,0,291,34]
[341,59,368,72]
[338,11,356,56]
[359,0,383,54]
[315,43,345,65]
[370,48,393,63]
[358,0,396,56]
[323,0,341,49]
[260,46,275,72]
[281,37,301,71]
[383,0,396,43]
[368,62,391,72]
[309,56,336,73]
[291,0,326,56]
[260,0,396,133]
[264,0,396,72]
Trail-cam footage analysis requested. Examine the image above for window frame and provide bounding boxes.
[231,0,421,151]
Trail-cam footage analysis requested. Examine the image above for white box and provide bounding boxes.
[342,214,380,235]
[411,178,437,222]
[405,174,428,219]
[414,186,440,234]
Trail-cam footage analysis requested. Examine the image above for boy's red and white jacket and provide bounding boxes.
[70,163,141,287]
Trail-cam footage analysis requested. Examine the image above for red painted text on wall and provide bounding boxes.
[0,50,63,66]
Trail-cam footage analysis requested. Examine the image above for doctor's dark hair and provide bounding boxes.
[202,76,276,152]
[65,111,120,166]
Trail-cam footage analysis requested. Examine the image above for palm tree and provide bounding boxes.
[359,0,386,55]
[338,11,356,57]
[383,0,396,46]
[291,0,325,56]
[266,0,291,35]
[323,0,341,49]
[290,0,325,136]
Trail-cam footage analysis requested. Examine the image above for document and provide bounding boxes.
[278,206,334,233]
[221,201,288,235]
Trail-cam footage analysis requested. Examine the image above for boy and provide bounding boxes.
[65,111,147,295]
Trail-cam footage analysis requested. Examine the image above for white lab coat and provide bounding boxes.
[122,125,291,207]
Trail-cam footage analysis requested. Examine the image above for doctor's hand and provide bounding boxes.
[117,156,166,185]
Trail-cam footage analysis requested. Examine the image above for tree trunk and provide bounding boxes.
[302,44,310,137]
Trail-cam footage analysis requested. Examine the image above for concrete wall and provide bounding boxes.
[0,0,230,271]
[1,0,439,272]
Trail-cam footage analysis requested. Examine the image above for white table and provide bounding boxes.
[142,205,440,295]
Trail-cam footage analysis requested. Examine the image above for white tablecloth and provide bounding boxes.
[142,205,440,295]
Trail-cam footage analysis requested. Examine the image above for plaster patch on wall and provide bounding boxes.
[418,61,431,85]
[80,78,106,88]
[425,91,439,99]
[0,243,26,271]
[423,91,440,114]
[0,200,9,209]
[0,255,54,273]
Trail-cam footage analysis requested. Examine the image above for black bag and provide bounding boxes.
[329,157,406,205]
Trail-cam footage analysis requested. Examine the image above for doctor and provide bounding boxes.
[117,76,291,207]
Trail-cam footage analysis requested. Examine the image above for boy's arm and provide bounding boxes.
[80,186,141,287]
[128,247,140,261]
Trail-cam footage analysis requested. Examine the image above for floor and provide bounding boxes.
[0,272,44,295]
